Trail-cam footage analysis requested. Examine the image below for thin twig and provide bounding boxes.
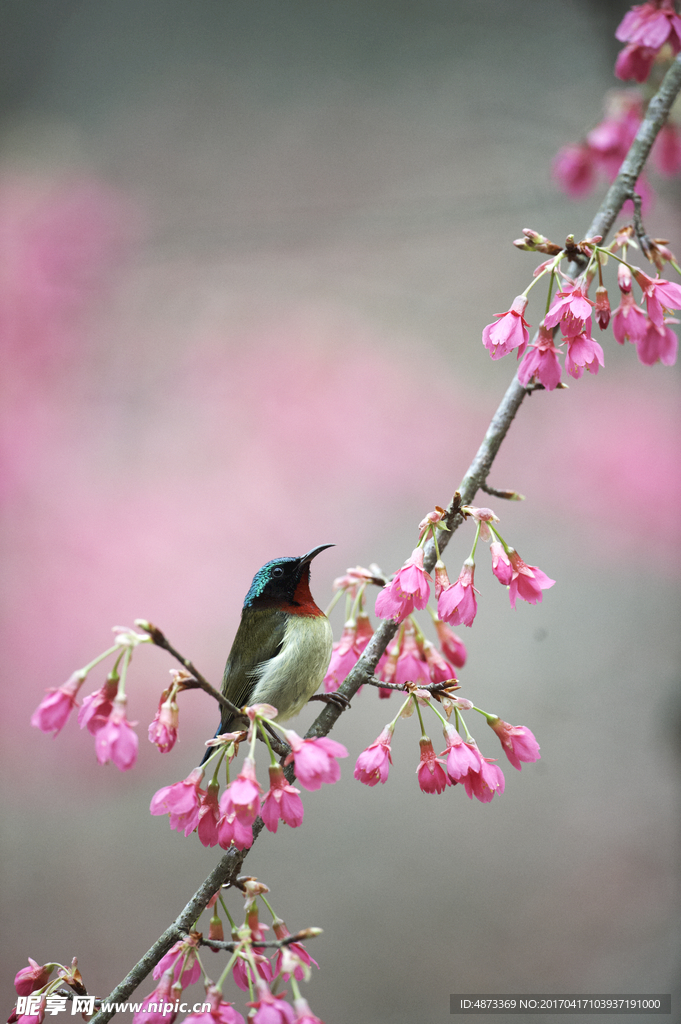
[137,621,238,717]
[479,483,525,501]
[198,929,320,952]
[138,621,291,758]
[362,676,459,694]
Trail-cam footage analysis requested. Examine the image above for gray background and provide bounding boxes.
[1,3,679,1024]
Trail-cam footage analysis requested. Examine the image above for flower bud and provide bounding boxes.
[595,286,611,329]
[208,913,224,943]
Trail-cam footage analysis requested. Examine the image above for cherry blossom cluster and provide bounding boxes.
[554,2,681,201]
[615,0,681,83]
[354,684,539,803]
[322,509,544,801]
[373,506,554,632]
[554,91,681,202]
[30,627,155,771]
[131,880,325,1024]
[30,628,349,850]
[484,227,681,387]
[10,957,87,1024]
[323,556,466,702]
[11,879,327,1024]
[150,705,347,850]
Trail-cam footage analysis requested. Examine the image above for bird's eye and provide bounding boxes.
[271,566,285,578]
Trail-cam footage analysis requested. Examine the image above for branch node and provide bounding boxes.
[480,483,526,501]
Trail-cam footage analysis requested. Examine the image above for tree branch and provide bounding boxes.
[136,621,239,719]
[89,52,681,1024]
[585,53,681,243]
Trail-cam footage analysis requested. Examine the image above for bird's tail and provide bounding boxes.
[199,715,236,765]
[200,721,224,766]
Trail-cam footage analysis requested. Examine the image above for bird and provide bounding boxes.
[202,544,335,763]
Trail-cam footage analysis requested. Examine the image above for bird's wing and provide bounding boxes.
[219,608,288,730]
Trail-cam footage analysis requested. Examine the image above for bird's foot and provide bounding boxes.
[308,692,351,712]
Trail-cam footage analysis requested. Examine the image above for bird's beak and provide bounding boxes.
[299,543,335,566]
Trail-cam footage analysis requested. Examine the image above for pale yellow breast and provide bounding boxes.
[250,614,333,721]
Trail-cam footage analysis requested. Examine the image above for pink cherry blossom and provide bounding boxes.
[150,767,205,835]
[433,560,450,598]
[273,919,319,981]
[354,612,374,652]
[375,640,398,688]
[437,559,478,628]
[564,332,604,379]
[418,505,448,539]
[394,628,430,687]
[594,286,611,329]
[31,670,86,735]
[323,613,371,693]
[481,295,530,360]
[441,725,481,782]
[153,935,201,988]
[260,763,304,831]
[183,987,244,1024]
[643,238,677,273]
[433,618,467,668]
[615,1,681,82]
[292,997,324,1024]
[461,505,500,544]
[323,621,359,691]
[518,324,563,391]
[374,547,432,622]
[506,549,555,609]
[462,751,505,803]
[422,640,458,684]
[615,42,658,82]
[544,283,594,337]
[9,996,46,1024]
[227,757,263,825]
[94,696,139,771]
[283,730,348,790]
[197,780,222,848]
[616,0,681,51]
[148,696,179,753]
[553,93,647,198]
[232,952,273,992]
[133,974,179,1024]
[77,674,118,734]
[354,726,394,786]
[611,290,649,344]
[216,804,253,851]
[552,144,597,198]
[651,122,681,175]
[248,981,296,1024]
[586,96,642,178]
[636,318,678,365]
[14,960,53,997]
[632,269,681,327]
[133,973,180,1024]
[416,737,450,794]
[490,541,513,586]
[488,718,541,771]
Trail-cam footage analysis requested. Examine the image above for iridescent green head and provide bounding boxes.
[243,545,334,610]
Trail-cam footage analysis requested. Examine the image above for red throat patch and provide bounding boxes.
[283,573,325,616]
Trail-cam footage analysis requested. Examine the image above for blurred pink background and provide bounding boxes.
[1,2,680,1022]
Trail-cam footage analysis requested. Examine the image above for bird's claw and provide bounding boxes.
[308,692,351,712]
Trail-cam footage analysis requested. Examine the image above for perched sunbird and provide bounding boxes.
[202,544,335,762]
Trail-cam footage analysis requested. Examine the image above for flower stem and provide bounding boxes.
[82,645,121,675]
[414,696,427,736]
[469,521,482,560]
